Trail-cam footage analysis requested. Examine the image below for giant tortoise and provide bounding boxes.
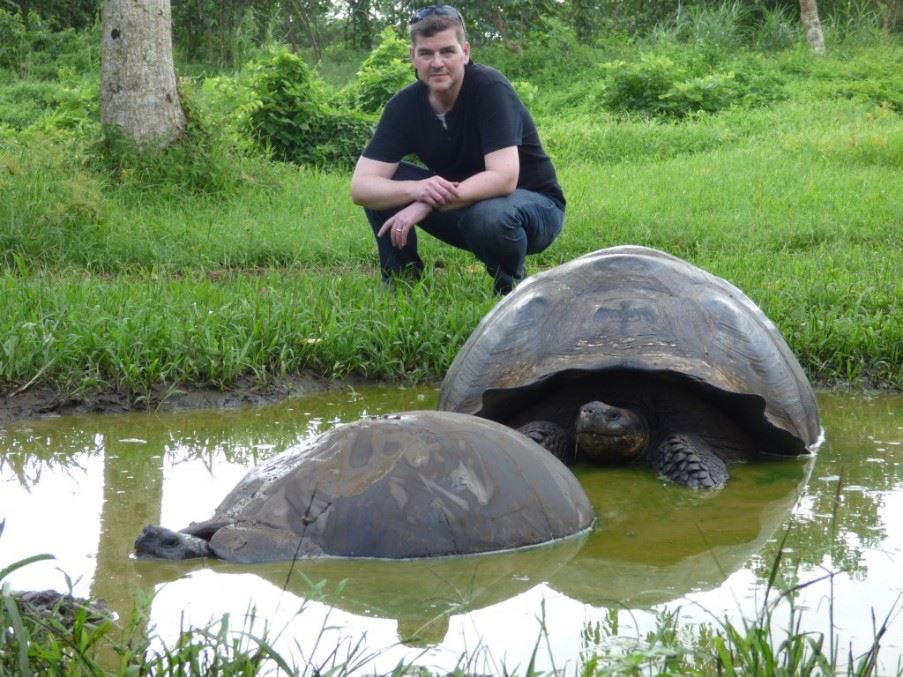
[134,410,594,563]
[438,245,821,489]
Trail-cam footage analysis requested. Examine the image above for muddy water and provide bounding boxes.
[1,388,901,673]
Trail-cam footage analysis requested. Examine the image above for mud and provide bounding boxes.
[0,372,351,426]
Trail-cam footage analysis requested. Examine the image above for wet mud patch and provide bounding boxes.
[0,372,350,425]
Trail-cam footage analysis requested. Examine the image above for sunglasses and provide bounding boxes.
[409,5,465,27]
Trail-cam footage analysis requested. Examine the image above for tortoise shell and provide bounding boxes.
[178,410,595,562]
[439,246,820,455]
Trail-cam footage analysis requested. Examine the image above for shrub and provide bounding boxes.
[598,54,688,116]
[597,50,785,118]
[350,27,412,113]
[0,9,28,75]
[244,47,373,169]
[0,8,98,79]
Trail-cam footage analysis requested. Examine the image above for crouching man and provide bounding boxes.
[350,5,565,294]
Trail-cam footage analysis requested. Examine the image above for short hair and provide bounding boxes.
[409,13,466,45]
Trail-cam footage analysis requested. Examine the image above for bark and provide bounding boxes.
[883,0,899,33]
[287,0,322,63]
[798,0,827,56]
[489,8,523,53]
[101,0,187,148]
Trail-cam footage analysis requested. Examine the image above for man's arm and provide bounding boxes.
[441,145,519,210]
[350,157,460,211]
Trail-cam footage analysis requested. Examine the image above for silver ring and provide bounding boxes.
[394,226,402,231]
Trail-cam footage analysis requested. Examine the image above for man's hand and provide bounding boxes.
[377,201,433,248]
[413,176,460,209]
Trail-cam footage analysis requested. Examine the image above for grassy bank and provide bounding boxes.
[1,38,902,402]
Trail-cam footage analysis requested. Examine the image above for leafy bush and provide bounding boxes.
[349,27,412,113]
[598,55,687,116]
[244,47,373,168]
[597,51,785,118]
[0,8,36,76]
[0,8,98,78]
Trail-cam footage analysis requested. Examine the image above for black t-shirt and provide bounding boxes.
[362,62,565,210]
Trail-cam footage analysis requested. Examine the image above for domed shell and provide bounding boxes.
[439,246,820,453]
[185,411,594,562]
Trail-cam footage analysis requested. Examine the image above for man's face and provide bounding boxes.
[410,27,470,98]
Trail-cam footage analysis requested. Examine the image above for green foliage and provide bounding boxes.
[0,133,106,267]
[0,7,98,79]
[244,47,373,169]
[0,7,32,75]
[750,5,800,51]
[652,0,755,50]
[96,81,248,199]
[482,17,602,86]
[349,27,413,113]
[598,54,689,116]
[595,50,785,118]
[0,540,114,675]
[0,69,98,135]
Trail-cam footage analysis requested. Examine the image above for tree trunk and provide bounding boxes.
[798,0,827,56]
[101,0,187,148]
[287,0,322,64]
[489,8,523,53]
[883,0,898,33]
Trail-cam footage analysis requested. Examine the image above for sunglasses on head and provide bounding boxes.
[409,5,465,27]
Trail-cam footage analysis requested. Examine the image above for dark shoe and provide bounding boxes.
[381,265,422,292]
[492,270,522,296]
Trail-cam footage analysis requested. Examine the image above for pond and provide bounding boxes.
[2,386,902,673]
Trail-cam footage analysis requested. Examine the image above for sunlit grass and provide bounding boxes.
[1,44,901,397]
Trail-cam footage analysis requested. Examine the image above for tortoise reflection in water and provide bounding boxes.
[439,245,822,489]
[134,411,594,563]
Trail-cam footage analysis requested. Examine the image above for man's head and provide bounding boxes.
[409,5,466,45]
[408,5,470,101]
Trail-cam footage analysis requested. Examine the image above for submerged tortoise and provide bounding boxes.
[438,245,821,489]
[134,410,594,563]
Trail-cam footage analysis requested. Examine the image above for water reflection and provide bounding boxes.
[133,534,585,646]
[551,457,811,608]
[1,388,902,672]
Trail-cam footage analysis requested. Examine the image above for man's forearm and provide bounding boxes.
[350,175,419,210]
[437,169,517,211]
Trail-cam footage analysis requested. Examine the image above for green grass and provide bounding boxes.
[3,544,900,675]
[1,41,902,400]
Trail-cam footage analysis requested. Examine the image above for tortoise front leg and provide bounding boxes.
[517,420,575,465]
[651,434,728,489]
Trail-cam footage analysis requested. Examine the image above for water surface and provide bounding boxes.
[1,387,901,673]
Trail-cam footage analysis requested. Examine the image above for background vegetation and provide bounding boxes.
[1,3,902,673]
[0,0,901,405]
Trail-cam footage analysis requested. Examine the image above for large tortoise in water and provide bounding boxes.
[438,245,821,489]
[134,411,594,563]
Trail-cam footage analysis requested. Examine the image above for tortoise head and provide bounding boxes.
[134,524,213,560]
[575,400,648,464]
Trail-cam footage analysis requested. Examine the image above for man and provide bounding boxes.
[350,5,565,294]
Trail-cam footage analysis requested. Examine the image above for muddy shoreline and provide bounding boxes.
[0,372,355,426]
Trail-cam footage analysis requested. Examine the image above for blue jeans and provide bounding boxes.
[364,162,564,294]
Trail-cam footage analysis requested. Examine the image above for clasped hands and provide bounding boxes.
[378,175,460,248]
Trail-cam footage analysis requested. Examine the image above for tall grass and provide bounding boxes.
[1,31,902,399]
[3,542,900,675]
